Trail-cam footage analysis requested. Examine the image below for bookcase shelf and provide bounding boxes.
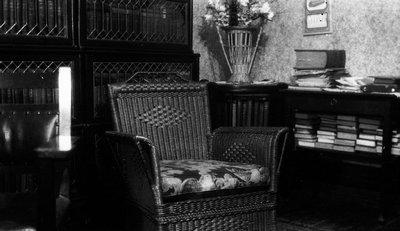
[283,89,400,220]
[0,0,73,47]
[80,0,192,52]
[208,82,287,130]
[0,1,197,228]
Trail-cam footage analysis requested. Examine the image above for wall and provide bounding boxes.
[193,0,400,82]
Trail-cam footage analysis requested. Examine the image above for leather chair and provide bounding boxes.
[104,82,288,230]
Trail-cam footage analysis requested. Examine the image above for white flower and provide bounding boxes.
[267,11,274,20]
[259,2,271,14]
[208,0,227,11]
[238,0,249,7]
[204,14,213,21]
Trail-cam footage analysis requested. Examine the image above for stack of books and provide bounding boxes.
[361,76,400,93]
[315,114,337,149]
[355,117,382,153]
[294,113,319,148]
[391,130,400,156]
[293,50,349,88]
[334,115,358,152]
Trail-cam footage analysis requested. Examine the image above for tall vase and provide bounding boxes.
[217,26,263,83]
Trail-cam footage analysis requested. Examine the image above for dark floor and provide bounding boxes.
[61,180,400,231]
[277,183,400,231]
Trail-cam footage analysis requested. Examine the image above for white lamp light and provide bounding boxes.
[58,67,72,151]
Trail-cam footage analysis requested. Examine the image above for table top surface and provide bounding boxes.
[35,135,79,159]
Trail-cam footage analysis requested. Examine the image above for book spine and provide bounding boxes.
[295,50,346,69]
[326,50,346,69]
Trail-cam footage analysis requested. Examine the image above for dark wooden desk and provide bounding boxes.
[283,89,400,221]
[208,82,288,130]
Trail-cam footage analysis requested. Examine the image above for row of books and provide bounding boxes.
[295,113,400,155]
[0,88,59,104]
[0,169,36,194]
[87,5,186,42]
[0,0,67,36]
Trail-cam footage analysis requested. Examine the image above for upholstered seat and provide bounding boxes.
[161,159,269,197]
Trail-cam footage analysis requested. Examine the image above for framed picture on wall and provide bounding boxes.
[304,0,332,36]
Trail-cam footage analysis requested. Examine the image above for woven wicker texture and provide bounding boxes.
[106,82,288,230]
[109,83,211,161]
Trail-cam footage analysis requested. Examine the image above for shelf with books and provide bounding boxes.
[80,0,192,52]
[0,0,73,47]
[208,82,287,130]
[284,89,400,221]
[293,112,392,157]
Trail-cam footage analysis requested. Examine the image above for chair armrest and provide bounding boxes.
[35,135,80,159]
[210,127,289,192]
[104,131,163,209]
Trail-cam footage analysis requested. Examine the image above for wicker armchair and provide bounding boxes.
[106,82,288,230]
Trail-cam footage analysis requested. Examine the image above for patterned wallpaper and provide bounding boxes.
[194,0,400,82]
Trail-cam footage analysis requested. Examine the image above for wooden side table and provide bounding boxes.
[208,82,288,130]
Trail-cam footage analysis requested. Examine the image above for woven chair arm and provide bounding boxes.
[210,127,289,192]
[104,131,163,210]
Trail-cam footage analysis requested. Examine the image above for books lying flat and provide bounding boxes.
[316,142,333,150]
[355,145,378,153]
[294,50,346,70]
[319,126,337,132]
[320,118,337,125]
[358,118,381,126]
[359,123,380,130]
[298,140,315,148]
[356,139,376,147]
[392,148,400,156]
[334,138,356,147]
[333,145,355,153]
[320,123,337,128]
[336,120,357,127]
[337,125,357,132]
[295,124,315,130]
[295,129,314,134]
[295,134,317,139]
[317,130,335,136]
[358,133,377,141]
[337,132,357,140]
[359,129,378,135]
[318,138,335,144]
[295,113,317,120]
[337,115,357,122]
[372,76,400,85]
[360,84,400,93]
[296,119,319,126]
[318,114,337,120]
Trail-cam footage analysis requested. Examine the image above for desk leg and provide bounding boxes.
[38,159,57,231]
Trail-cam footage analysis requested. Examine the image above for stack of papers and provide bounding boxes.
[335,76,373,91]
[293,69,349,88]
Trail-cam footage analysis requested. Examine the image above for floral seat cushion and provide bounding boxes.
[160,159,269,197]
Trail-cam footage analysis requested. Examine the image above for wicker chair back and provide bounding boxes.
[108,82,211,160]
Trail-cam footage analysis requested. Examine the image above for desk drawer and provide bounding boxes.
[287,95,391,115]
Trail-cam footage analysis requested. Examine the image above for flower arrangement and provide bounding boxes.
[205,0,274,27]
